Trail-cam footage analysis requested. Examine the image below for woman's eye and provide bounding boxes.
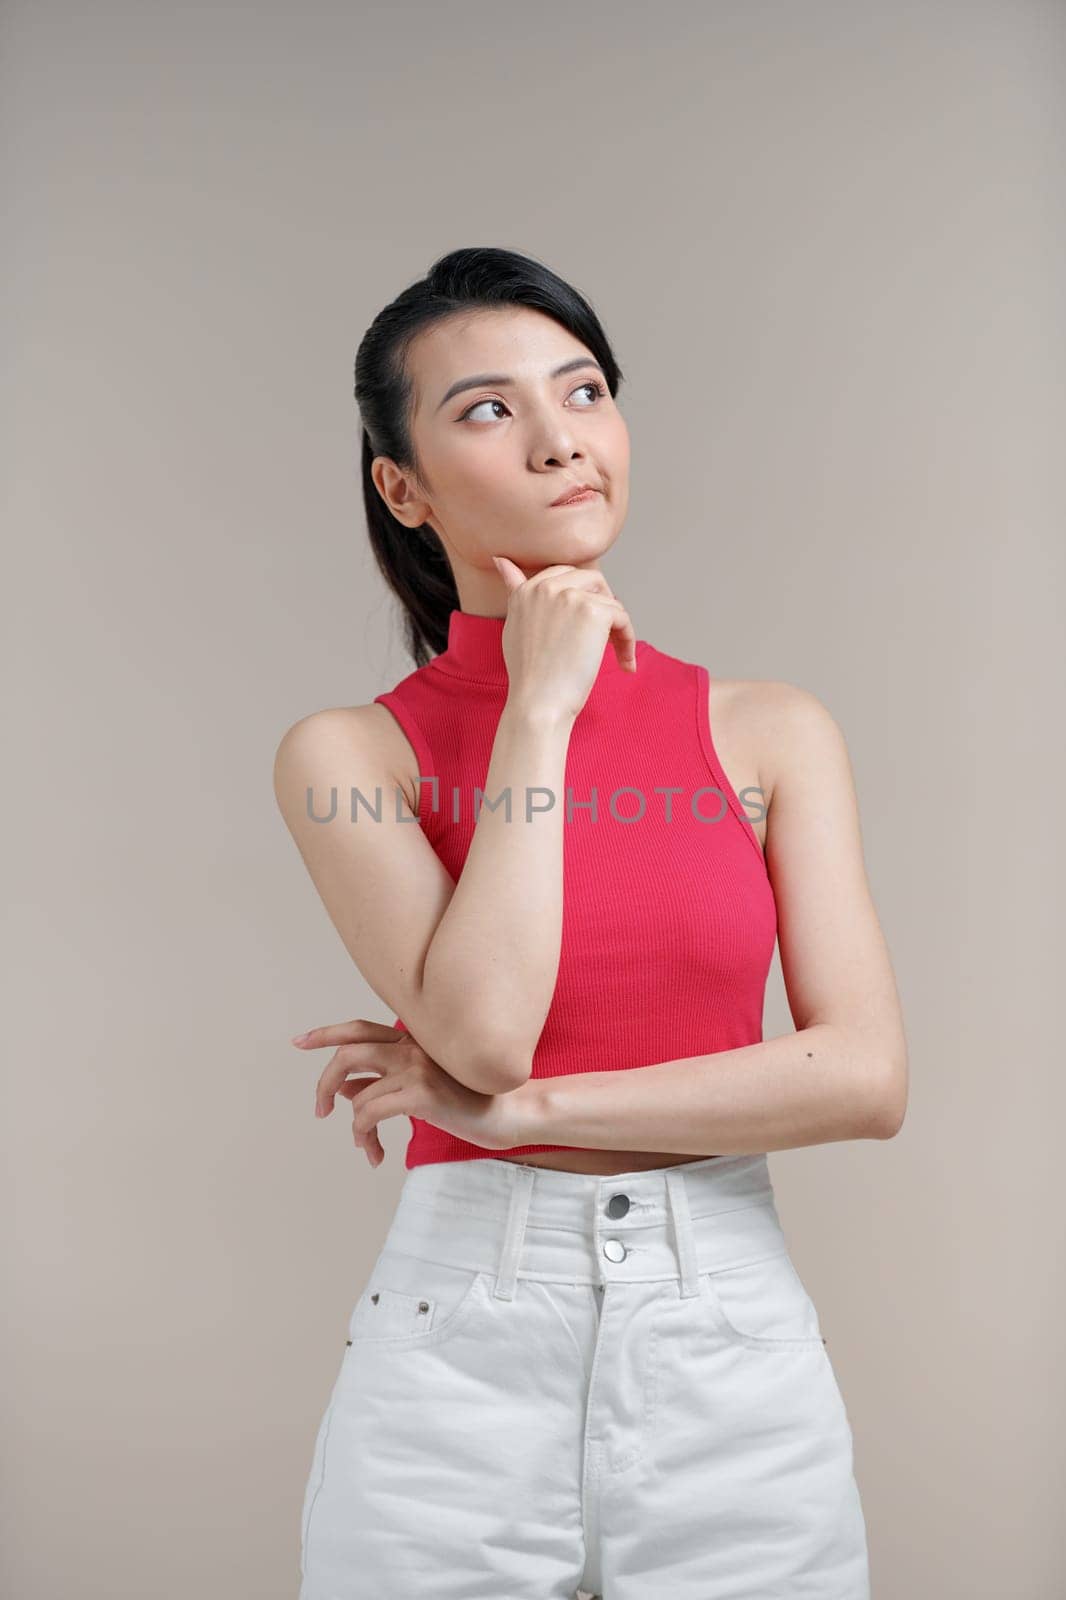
[460,397,510,424]
[570,379,607,406]
[458,378,607,424]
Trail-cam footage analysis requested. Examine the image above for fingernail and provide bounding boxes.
[292,1032,311,1044]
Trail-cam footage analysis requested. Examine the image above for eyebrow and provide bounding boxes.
[435,356,604,412]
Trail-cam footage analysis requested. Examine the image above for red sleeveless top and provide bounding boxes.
[373,608,777,1169]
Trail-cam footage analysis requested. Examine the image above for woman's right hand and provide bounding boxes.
[491,556,637,721]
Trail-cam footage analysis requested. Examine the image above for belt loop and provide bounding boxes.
[665,1167,699,1298]
[493,1163,535,1300]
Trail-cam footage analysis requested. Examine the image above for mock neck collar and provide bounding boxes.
[432,607,643,686]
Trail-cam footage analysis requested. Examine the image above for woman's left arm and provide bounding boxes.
[510,681,910,1156]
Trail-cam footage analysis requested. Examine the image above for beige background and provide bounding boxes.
[4,2,1064,1595]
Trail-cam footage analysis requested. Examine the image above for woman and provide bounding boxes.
[274,246,907,1600]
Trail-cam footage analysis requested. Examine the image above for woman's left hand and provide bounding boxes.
[291,1017,528,1165]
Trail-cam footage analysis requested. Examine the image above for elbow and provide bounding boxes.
[480,1034,534,1092]
[490,1062,533,1095]
[870,1049,909,1139]
[414,993,534,1094]
[439,1034,533,1096]
[465,1051,533,1096]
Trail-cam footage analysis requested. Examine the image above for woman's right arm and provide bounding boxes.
[274,562,634,1099]
[272,696,577,1098]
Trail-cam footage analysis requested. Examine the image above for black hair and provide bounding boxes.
[354,246,625,669]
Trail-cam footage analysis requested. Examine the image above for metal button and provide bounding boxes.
[603,1238,627,1263]
[606,1193,630,1218]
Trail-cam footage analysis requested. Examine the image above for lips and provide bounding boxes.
[550,484,601,506]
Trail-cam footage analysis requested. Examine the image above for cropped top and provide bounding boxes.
[373,607,778,1169]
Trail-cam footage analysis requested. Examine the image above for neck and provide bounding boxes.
[431,607,642,686]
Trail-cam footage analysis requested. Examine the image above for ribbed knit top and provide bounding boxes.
[373,608,778,1169]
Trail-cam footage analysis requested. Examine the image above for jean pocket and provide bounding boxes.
[701,1248,828,1350]
[347,1248,488,1350]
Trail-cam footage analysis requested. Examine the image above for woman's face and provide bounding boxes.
[371,305,630,606]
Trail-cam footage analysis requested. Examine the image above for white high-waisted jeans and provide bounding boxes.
[299,1151,870,1599]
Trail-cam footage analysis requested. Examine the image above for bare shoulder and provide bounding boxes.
[272,701,420,814]
[751,681,856,849]
[709,677,847,816]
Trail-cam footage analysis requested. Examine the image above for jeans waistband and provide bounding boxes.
[381,1152,787,1303]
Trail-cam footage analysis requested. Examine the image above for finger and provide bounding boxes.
[578,593,638,674]
[315,1043,385,1116]
[350,1106,386,1166]
[523,569,637,673]
[357,1129,385,1167]
[512,562,597,597]
[352,1083,408,1143]
[322,1078,385,1166]
[344,1080,386,1162]
[491,555,529,592]
[335,1076,389,1127]
[292,1018,402,1049]
[494,560,611,600]
[332,1068,385,1132]
[611,606,638,674]
[531,565,620,599]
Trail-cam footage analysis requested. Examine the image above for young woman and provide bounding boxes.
[274,245,908,1600]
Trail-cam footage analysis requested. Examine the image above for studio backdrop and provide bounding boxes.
[4,3,1063,1597]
